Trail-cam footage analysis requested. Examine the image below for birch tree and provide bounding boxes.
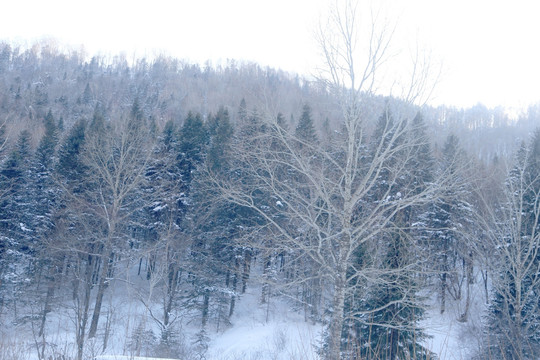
[480,133,540,359]
[208,2,440,359]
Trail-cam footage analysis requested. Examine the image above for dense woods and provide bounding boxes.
[1,38,540,360]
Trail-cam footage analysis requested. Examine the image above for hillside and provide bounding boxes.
[1,42,540,360]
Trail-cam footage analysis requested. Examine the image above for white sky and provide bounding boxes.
[2,0,540,110]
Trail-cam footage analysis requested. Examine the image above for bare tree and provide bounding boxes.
[476,141,540,359]
[59,113,153,360]
[83,114,153,339]
[208,2,440,359]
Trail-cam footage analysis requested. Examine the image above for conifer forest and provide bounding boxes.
[1,11,540,360]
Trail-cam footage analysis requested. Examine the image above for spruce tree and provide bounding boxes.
[178,112,208,171]
[57,118,87,186]
[33,110,59,249]
[0,130,34,297]
[32,111,62,338]
[238,98,247,123]
[207,107,233,172]
[295,104,317,143]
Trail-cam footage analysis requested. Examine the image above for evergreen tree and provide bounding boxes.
[36,110,58,171]
[178,112,208,175]
[131,96,144,122]
[31,111,63,338]
[238,98,247,123]
[32,110,59,248]
[57,118,87,186]
[82,82,92,105]
[428,134,473,315]
[1,129,33,232]
[409,112,436,275]
[409,112,435,194]
[295,104,317,144]
[276,112,288,131]
[207,107,233,172]
[0,130,34,296]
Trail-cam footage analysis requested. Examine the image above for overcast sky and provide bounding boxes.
[2,0,539,111]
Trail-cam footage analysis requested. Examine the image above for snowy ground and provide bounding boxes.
[0,265,489,360]
[422,280,488,360]
[206,288,322,360]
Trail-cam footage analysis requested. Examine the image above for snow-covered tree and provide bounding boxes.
[482,130,540,359]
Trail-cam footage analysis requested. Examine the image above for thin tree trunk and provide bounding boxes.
[88,251,113,338]
[38,278,55,337]
[202,290,210,328]
[440,271,446,314]
[76,258,94,360]
[459,255,473,322]
[229,256,239,319]
[261,255,271,304]
[481,268,489,304]
[241,249,251,294]
[441,251,448,314]
[164,263,178,327]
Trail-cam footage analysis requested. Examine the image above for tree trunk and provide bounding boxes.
[440,251,448,314]
[389,326,399,360]
[327,273,346,360]
[481,269,489,304]
[164,263,178,327]
[440,271,446,314]
[229,255,239,318]
[261,255,271,304]
[88,251,113,338]
[202,290,210,328]
[241,249,251,294]
[459,255,474,322]
[76,259,94,360]
[39,265,56,337]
